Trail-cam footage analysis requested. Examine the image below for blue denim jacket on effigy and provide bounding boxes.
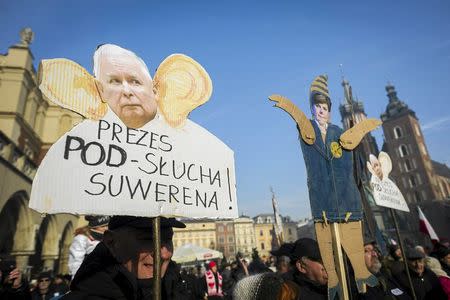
[300,120,362,222]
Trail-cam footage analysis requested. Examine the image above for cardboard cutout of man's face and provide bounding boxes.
[97,50,157,129]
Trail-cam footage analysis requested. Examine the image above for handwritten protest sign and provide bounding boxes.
[29,44,238,219]
[367,152,409,212]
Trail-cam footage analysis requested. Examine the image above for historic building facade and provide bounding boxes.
[380,83,449,242]
[0,29,83,276]
[233,215,256,258]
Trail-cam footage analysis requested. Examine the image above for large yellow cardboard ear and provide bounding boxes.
[153,54,212,128]
[269,94,315,145]
[38,58,108,120]
[339,118,382,150]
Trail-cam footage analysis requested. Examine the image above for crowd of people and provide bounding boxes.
[1,216,449,300]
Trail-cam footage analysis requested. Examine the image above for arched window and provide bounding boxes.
[404,159,412,171]
[399,145,409,157]
[394,126,403,139]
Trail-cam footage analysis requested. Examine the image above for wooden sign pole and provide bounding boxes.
[331,223,350,300]
[153,217,161,300]
[389,209,417,300]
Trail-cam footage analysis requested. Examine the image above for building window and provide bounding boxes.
[416,174,422,185]
[421,190,427,201]
[260,230,263,236]
[394,126,403,139]
[288,228,292,235]
[229,246,235,253]
[409,175,416,187]
[227,224,234,231]
[218,225,224,232]
[228,236,234,243]
[219,236,224,243]
[404,159,412,171]
[399,145,409,157]
[414,191,421,202]
[261,243,265,250]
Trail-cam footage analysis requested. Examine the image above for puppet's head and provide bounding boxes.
[93,44,157,129]
[309,75,331,125]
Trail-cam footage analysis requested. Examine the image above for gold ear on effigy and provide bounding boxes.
[153,54,212,128]
[38,59,108,120]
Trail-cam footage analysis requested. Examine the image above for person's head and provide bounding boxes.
[54,274,64,285]
[436,247,450,267]
[85,215,110,235]
[406,248,426,276]
[414,245,426,256]
[93,44,157,129]
[233,272,284,300]
[103,216,185,280]
[364,242,382,274]
[37,272,52,293]
[289,238,328,286]
[208,261,218,273]
[369,154,383,180]
[276,256,291,274]
[309,74,331,126]
[388,244,402,260]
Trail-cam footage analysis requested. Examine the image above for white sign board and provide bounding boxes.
[30,111,237,218]
[367,152,409,212]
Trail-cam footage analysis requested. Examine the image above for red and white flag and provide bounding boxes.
[418,207,439,243]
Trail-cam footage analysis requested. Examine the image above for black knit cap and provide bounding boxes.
[270,242,295,257]
[85,215,110,228]
[106,216,186,263]
[289,238,322,262]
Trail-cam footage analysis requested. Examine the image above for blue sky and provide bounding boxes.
[1,0,449,220]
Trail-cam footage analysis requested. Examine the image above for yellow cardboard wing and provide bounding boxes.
[339,118,382,150]
[38,59,107,120]
[154,54,212,128]
[269,94,315,145]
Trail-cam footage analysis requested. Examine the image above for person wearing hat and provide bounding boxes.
[394,247,446,300]
[61,216,187,300]
[68,215,111,277]
[360,238,412,300]
[283,238,328,300]
[31,271,57,300]
[270,242,295,276]
[197,260,224,300]
[436,247,450,277]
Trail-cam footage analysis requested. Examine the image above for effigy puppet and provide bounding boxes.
[269,75,381,298]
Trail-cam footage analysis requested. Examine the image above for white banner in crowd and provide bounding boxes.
[29,45,238,219]
[367,151,409,212]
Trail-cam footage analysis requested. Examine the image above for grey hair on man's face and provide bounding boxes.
[92,44,152,81]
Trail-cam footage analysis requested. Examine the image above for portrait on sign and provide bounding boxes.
[367,152,409,212]
[30,44,238,219]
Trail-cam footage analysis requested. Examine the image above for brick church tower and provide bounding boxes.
[380,83,442,204]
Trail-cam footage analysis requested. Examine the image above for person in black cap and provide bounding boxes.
[68,215,110,277]
[270,242,294,276]
[394,247,446,300]
[61,216,186,300]
[286,238,328,300]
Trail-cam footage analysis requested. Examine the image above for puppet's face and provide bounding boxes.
[371,158,383,180]
[313,102,330,126]
[98,53,157,128]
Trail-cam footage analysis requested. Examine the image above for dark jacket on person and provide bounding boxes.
[360,272,412,300]
[61,242,186,300]
[290,271,327,300]
[395,267,447,300]
[0,280,31,300]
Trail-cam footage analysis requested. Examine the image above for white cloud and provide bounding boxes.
[422,116,450,131]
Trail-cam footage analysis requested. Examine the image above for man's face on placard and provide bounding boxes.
[98,52,157,128]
